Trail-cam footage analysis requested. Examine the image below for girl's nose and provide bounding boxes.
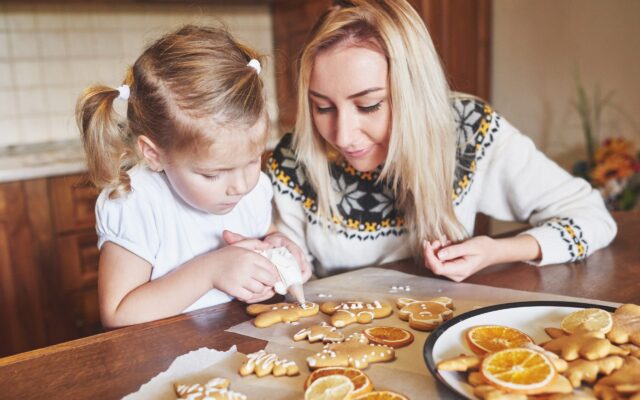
[227,170,249,196]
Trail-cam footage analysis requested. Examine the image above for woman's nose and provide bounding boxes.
[335,109,356,148]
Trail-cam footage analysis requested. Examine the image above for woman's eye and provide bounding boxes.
[315,105,335,114]
[358,101,382,113]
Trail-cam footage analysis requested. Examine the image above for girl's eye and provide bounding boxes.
[203,174,220,181]
[358,101,382,114]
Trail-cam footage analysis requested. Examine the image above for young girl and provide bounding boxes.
[267,0,617,281]
[76,25,310,328]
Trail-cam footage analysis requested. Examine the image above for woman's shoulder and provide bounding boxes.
[450,94,503,205]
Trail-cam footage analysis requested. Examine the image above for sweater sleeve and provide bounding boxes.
[265,134,315,264]
[477,114,617,266]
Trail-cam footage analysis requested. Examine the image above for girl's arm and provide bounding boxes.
[99,241,279,328]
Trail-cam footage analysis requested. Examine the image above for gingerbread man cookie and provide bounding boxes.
[320,300,392,327]
[246,302,319,327]
[174,377,246,400]
[306,332,395,370]
[396,297,454,331]
[238,350,299,377]
[606,303,640,346]
[293,322,345,343]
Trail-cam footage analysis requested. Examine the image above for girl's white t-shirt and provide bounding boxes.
[95,166,273,312]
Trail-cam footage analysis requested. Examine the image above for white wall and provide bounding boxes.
[492,0,640,170]
[0,3,277,147]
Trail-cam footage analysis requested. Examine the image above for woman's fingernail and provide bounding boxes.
[438,251,448,260]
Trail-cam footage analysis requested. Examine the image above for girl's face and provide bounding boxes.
[161,118,266,215]
[309,43,391,172]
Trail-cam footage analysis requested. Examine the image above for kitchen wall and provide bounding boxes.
[492,0,640,169]
[0,2,276,148]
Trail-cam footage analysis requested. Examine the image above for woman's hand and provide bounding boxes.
[423,236,497,282]
[423,234,542,282]
[263,232,313,283]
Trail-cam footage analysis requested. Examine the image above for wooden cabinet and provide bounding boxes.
[0,174,100,357]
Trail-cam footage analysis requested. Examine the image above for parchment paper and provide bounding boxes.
[126,267,618,399]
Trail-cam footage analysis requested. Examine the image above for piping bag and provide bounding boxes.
[259,247,306,304]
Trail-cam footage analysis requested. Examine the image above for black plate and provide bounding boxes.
[423,300,616,399]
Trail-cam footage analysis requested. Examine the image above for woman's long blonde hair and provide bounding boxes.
[76,25,267,198]
[294,0,468,254]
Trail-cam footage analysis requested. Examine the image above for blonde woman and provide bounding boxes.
[266,0,616,281]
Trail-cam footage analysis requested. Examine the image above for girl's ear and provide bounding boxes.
[137,135,164,172]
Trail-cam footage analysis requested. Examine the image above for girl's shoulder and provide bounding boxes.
[96,166,171,215]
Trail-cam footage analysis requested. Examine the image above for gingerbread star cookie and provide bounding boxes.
[306,332,395,370]
[293,322,345,343]
[565,356,625,388]
[246,302,319,328]
[320,300,392,327]
[594,356,640,398]
[238,350,299,377]
[542,329,629,361]
[396,297,454,331]
[174,377,246,400]
[606,303,640,346]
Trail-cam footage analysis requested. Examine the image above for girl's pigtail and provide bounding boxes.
[76,69,135,198]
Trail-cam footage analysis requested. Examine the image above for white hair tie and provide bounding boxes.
[247,59,261,74]
[117,84,130,101]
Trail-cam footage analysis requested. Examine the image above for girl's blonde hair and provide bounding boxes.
[76,25,267,198]
[294,0,468,255]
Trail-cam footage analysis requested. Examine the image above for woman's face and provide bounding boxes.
[309,43,391,172]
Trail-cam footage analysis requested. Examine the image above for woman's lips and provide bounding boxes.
[343,146,372,159]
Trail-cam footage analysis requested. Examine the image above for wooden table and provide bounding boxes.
[1,212,637,399]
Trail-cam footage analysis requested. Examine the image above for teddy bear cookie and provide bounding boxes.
[238,350,299,377]
[319,300,393,327]
[294,322,345,343]
[306,332,395,370]
[174,377,246,400]
[246,302,319,328]
[396,297,454,331]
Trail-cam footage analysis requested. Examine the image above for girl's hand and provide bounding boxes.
[263,232,313,283]
[210,241,279,303]
[422,236,496,282]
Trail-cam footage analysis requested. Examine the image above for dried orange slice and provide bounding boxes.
[352,391,409,400]
[305,367,373,397]
[560,308,613,334]
[304,374,354,400]
[466,325,533,355]
[480,347,556,393]
[363,326,414,348]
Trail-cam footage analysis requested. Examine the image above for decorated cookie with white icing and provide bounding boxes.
[320,300,393,327]
[238,350,299,377]
[293,322,345,343]
[396,297,454,331]
[307,332,395,370]
[246,302,319,328]
[174,377,246,400]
